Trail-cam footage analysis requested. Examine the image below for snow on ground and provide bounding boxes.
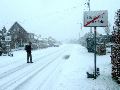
[53,44,120,90]
[0,44,120,90]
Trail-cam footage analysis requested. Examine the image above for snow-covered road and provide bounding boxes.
[0,44,120,90]
[0,44,72,90]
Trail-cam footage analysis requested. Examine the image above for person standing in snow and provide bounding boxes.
[25,42,33,63]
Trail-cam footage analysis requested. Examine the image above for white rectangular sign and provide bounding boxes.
[84,10,108,27]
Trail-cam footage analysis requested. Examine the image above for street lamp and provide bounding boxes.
[77,22,82,40]
[77,22,82,30]
[80,23,82,30]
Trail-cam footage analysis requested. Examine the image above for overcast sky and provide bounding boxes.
[0,0,120,41]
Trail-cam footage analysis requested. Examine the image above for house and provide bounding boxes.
[28,33,39,49]
[8,22,28,49]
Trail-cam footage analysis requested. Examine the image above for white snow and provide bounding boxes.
[0,44,120,90]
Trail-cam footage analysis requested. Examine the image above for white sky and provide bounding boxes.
[0,0,120,41]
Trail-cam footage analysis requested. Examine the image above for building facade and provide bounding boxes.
[8,22,28,49]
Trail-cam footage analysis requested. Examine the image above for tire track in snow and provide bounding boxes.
[37,54,66,90]
[0,47,63,69]
[15,48,71,90]
[0,48,67,90]
[14,51,65,90]
[0,47,67,81]
[0,60,23,68]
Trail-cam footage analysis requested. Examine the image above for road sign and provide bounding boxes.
[84,10,108,27]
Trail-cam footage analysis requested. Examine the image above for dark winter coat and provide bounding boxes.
[25,45,32,54]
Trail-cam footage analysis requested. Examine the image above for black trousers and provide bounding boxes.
[27,53,32,62]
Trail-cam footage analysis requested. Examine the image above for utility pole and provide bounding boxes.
[77,22,82,40]
[80,23,82,30]
[87,0,92,33]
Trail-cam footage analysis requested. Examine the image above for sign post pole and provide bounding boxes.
[84,10,108,79]
[94,27,97,79]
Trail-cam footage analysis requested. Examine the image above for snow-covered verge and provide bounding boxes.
[53,44,120,90]
[0,44,119,90]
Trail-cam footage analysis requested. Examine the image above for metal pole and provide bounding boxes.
[88,0,91,11]
[94,27,97,79]
[88,0,92,33]
[80,23,82,30]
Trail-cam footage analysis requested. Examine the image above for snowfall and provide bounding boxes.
[0,44,120,90]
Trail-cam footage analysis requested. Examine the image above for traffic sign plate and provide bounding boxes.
[84,10,108,27]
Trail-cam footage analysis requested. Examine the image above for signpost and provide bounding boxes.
[84,10,108,79]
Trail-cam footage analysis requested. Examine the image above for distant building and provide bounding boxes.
[8,22,28,49]
[28,33,38,49]
[28,33,35,43]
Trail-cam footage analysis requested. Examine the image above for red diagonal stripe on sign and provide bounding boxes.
[84,13,104,27]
